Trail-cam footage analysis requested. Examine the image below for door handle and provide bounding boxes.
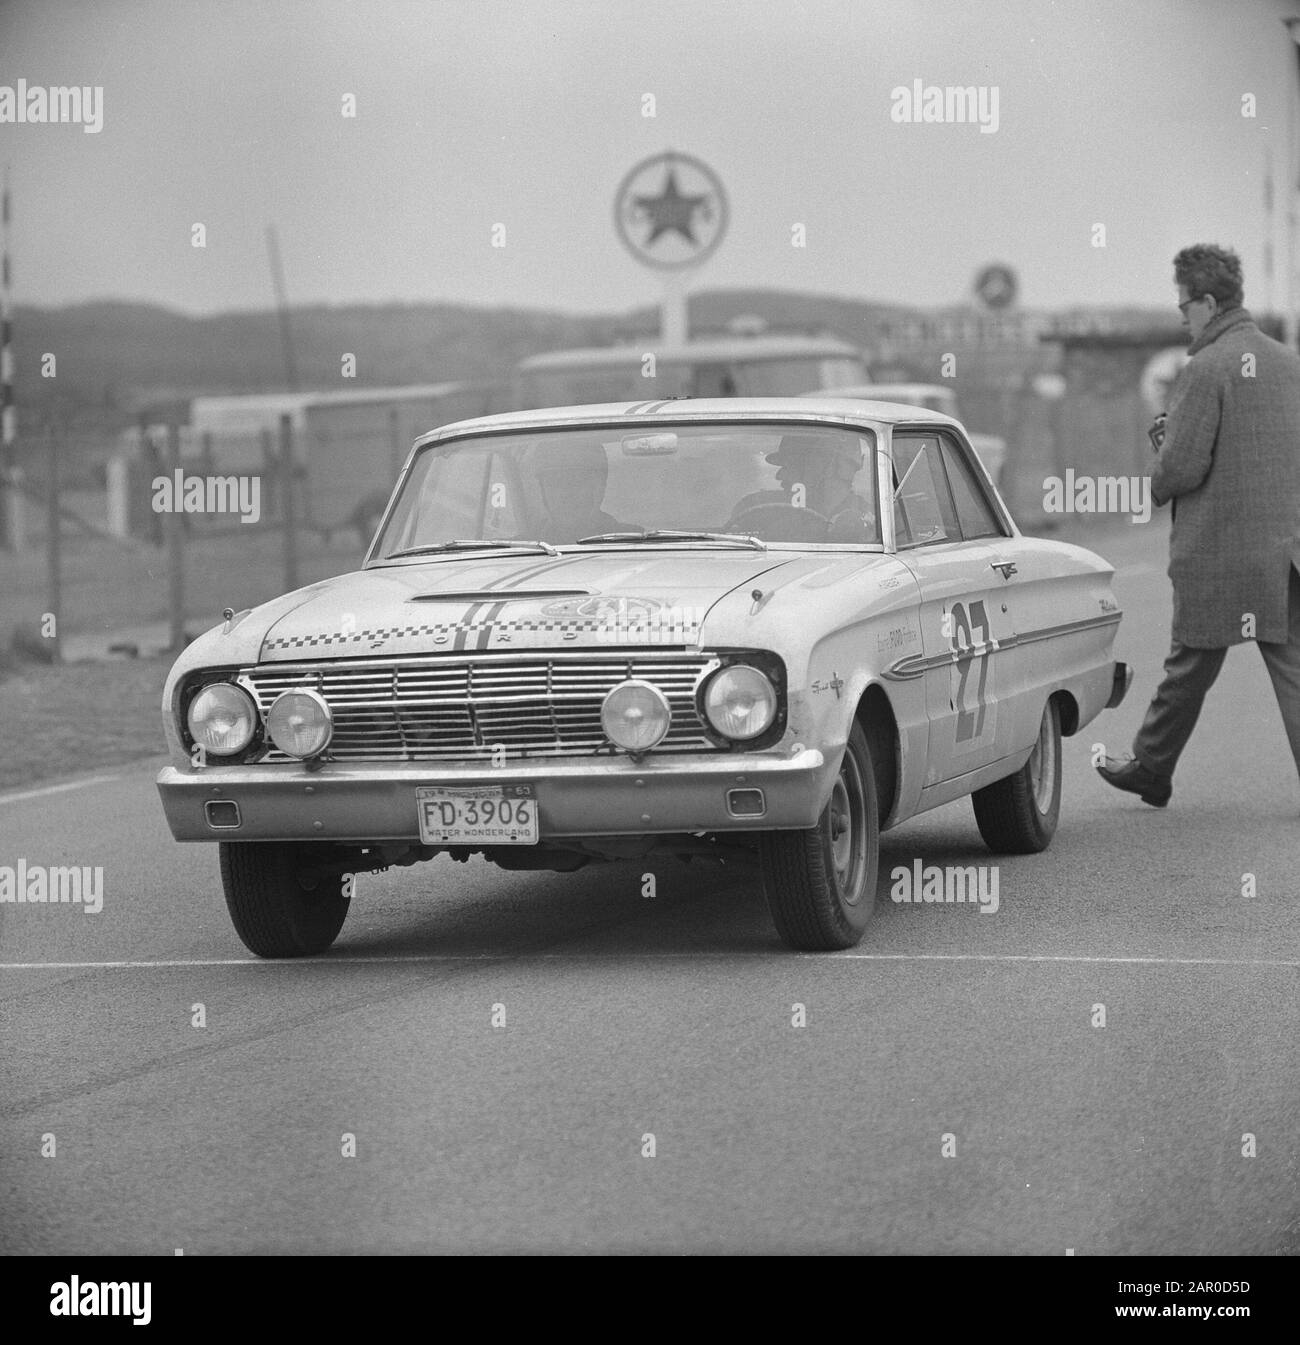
[990,560,1017,580]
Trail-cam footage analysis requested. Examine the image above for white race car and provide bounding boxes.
[157,397,1130,955]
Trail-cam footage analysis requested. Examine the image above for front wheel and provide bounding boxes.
[219,842,351,958]
[971,697,1062,853]
[759,721,880,950]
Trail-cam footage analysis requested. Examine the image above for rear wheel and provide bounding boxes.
[759,720,880,950]
[219,842,351,958]
[971,698,1062,853]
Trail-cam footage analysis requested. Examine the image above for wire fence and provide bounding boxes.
[0,412,368,664]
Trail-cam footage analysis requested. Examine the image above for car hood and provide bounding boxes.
[254,550,798,660]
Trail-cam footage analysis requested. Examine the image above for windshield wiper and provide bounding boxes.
[385,539,560,560]
[576,529,767,551]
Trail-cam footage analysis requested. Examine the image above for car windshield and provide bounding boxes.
[371,422,881,558]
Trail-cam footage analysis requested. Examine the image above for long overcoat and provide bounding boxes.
[1153,306,1300,646]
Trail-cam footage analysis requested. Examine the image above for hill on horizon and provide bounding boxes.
[10,288,1171,431]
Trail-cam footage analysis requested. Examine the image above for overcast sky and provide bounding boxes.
[3,0,1300,316]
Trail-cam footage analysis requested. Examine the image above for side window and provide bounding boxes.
[891,434,958,547]
[938,435,1004,540]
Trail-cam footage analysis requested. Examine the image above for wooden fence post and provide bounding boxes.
[389,405,403,478]
[167,422,185,652]
[44,416,61,662]
[142,414,164,546]
[257,427,273,518]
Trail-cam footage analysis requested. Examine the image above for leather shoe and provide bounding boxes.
[1096,755,1172,807]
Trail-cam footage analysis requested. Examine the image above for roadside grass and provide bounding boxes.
[0,524,365,793]
[0,655,171,793]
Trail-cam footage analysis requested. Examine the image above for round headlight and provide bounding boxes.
[187,682,258,756]
[601,679,671,752]
[266,688,334,759]
[703,665,777,741]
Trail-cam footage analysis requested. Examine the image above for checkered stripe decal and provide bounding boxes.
[262,614,658,652]
[264,623,460,651]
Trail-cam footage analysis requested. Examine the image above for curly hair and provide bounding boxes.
[1173,244,1244,308]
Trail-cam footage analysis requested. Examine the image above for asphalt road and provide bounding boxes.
[2,518,1297,1254]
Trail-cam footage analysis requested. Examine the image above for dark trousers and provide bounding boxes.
[1134,564,1300,782]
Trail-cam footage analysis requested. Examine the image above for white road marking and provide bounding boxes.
[0,952,1295,970]
[824,952,1300,967]
[0,955,511,968]
[0,774,122,806]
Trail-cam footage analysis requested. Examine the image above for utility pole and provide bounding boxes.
[267,225,303,577]
[0,165,23,551]
[279,413,298,592]
[265,224,299,390]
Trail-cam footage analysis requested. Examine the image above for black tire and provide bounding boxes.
[219,842,351,958]
[971,697,1062,854]
[759,720,880,950]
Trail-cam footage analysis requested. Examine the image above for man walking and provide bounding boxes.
[1098,244,1300,806]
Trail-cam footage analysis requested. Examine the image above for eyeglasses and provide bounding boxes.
[1177,295,1208,314]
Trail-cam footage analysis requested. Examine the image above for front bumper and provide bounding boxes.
[156,747,838,843]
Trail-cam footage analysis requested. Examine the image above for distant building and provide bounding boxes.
[121,383,499,539]
[513,334,865,407]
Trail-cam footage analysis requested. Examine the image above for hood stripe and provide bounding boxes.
[492,554,594,589]
[484,557,562,588]
[453,602,487,650]
[475,601,508,649]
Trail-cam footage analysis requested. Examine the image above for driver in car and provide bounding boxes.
[729,433,876,541]
[531,440,630,543]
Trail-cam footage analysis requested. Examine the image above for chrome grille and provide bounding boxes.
[240,651,721,762]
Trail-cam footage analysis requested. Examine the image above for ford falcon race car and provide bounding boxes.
[157,397,1132,956]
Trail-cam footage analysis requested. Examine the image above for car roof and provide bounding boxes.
[516,335,862,370]
[805,382,954,400]
[413,396,964,448]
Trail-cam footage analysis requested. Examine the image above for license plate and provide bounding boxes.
[416,783,539,845]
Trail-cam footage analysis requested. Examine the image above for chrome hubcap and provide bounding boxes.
[1027,705,1057,812]
[828,754,866,903]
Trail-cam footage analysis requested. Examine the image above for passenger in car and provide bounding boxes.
[728,433,876,541]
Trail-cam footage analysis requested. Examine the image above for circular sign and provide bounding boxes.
[614,152,729,271]
[974,263,1018,310]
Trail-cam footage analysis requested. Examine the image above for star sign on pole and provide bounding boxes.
[632,168,711,246]
[614,153,728,271]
